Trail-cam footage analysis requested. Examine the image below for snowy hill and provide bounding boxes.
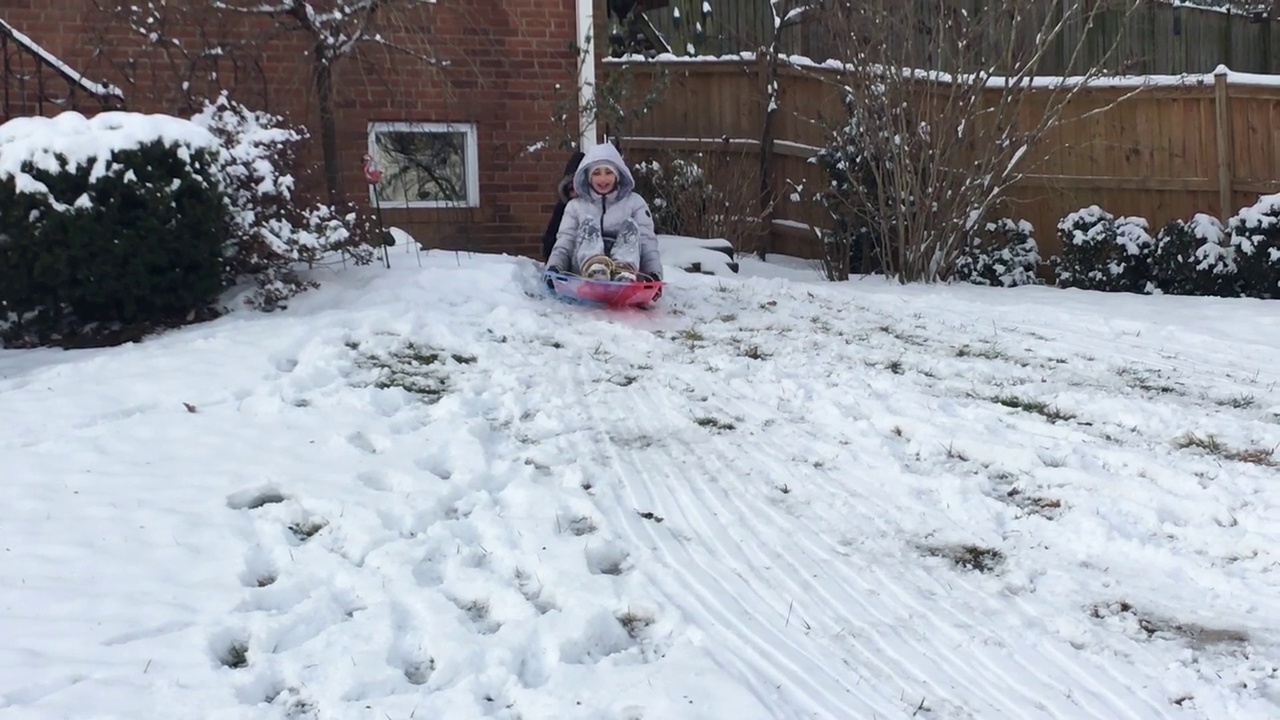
[2,251,1279,720]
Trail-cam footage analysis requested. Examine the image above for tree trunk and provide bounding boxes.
[314,50,341,206]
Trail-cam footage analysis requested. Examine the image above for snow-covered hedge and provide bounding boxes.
[0,100,377,346]
[1050,199,1280,299]
[1225,193,1280,299]
[192,94,375,310]
[952,218,1041,287]
[1052,206,1156,294]
[0,112,228,346]
[1151,213,1236,297]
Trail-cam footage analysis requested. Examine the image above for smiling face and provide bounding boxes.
[588,164,618,195]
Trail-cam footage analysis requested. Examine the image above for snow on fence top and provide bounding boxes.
[607,51,1280,90]
[0,19,124,101]
[0,111,219,186]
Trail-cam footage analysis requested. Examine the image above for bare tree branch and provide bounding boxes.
[806,0,1144,282]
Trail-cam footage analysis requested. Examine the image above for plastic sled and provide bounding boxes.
[545,270,664,307]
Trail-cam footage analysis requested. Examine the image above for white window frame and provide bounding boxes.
[366,121,480,208]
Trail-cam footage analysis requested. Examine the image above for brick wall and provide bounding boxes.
[2,0,589,259]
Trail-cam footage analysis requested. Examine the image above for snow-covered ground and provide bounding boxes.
[3,249,1279,720]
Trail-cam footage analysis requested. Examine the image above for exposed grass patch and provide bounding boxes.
[1214,393,1257,409]
[740,343,771,360]
[955,343,1008,361]
[876,324,926,346]
[1174,432,1276,467]
[1089,601,1250,647]
[991,394,1076,422]
[1004,486,1063,519]
[1116,366,1182,395]
[635,510,665,523]
[694,415,736,431]
[610,374,638,387]
[922,543,1005,573]
[677,327,706,343]
[403,657,435,686]
[616,610,654,640]
[563,515,597,536]
[354,341,476,400]
[288,518,328,542]
[865,357,906,375]
[1039,453,1069,468]
[942,442,970,462]
[718,313,738,323]
[218,639,250,669]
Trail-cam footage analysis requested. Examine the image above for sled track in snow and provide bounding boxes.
[570,340,1187,720]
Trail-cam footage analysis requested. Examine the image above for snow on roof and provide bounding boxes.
[0,18,125,100]
[608,51,1280,90]
[0,111,219,185]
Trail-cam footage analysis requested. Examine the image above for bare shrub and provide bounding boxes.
[807,0,1143,282]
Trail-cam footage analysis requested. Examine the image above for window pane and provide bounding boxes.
[374,129,467,204]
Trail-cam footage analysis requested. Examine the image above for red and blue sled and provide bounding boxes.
[544,270,664,308]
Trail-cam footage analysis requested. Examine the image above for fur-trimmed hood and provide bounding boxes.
[572,142,636,199]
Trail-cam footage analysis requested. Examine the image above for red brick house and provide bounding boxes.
[1,0,613,258]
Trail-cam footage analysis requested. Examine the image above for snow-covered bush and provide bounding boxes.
[1225,193,1280,299]
[630,152,765,255]
[1151,214,1237,297]
[1052,206,1155,293]
[952,218,1041,287]
[192,93,376,310]
[631,156,708,235]
[812,113,887,280]
[0,112,228,347]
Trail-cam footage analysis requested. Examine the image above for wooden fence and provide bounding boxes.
[642,1,1280,76]
[605,57,1280,260]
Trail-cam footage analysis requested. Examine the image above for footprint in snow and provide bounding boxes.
[345,431,382,454]
[414,452,454,479]
[449,595,501,635]
[386,601,438,686]
[412,549,446,588]
[585,539,631,576]
[512,631,556,689]
[257,586,366,653]
[560,610,637,664]
[209,627,252,669]
[225,485,288,510]
[356,469,392,491]
[474,674,516,717]
[515,568,557,615]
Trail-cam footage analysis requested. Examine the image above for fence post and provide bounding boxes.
[1213,68,1235,222]
[756,51,778,258]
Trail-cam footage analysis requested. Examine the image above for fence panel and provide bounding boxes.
[606,58,1280,261]
[642,2,1280,76]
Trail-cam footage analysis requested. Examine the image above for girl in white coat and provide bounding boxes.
[545,142,663,284]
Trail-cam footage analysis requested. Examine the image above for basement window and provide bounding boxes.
[367,121,479,208]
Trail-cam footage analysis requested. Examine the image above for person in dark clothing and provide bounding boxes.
[541,150,585,261]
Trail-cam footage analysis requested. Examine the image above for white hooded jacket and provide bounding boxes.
[546,142,662,277]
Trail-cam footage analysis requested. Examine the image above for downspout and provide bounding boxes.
[575,0,598,149]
